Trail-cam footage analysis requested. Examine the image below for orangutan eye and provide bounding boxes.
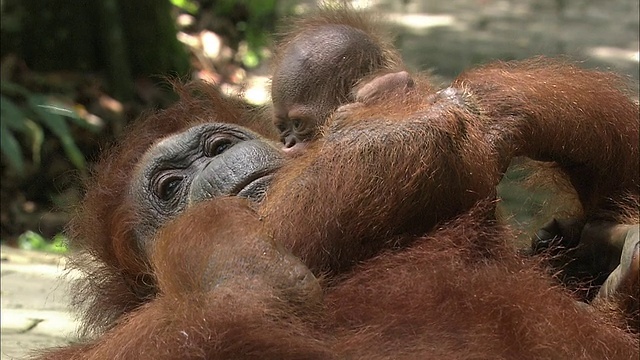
[275,119,288,133]
[292,119,302,130]
[156,175,183,201]
[204,137,234,157]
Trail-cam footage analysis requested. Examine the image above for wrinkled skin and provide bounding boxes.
[128,122,322,314]
[130,123,285,252]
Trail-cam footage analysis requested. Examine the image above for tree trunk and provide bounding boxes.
[1,0,189,101]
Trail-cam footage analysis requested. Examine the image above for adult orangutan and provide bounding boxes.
[36,11,639,360]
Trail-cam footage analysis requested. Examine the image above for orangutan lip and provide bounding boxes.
[234,171,275,198]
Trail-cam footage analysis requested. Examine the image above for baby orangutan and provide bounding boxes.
[271,9,412,153]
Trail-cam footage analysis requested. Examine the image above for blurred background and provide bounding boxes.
[1,0,638,251]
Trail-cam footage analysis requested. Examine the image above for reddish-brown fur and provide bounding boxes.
[37,199,331,359]
[64,84,267,336]
[37,203,639,359]
[325,207,638,359]
[36,13,639,360]
[262,58,639,275]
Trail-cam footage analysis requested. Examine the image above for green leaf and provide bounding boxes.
[1,95,46,166]
[0,80,31,97]
[0,123,25,175]
[37,100,101,133]
[249,0,276,17]
[0,95,28,132]
[24,119,44,166]
[17,231,68,253]
[28,95,87,171]
[171,0,198,14]
[242,49,260,68]
[47,234,68,254]
[17,231,47,250]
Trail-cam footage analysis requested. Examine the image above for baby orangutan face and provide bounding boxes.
[271,22,389,154]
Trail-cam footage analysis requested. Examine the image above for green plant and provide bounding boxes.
[171,0,199,14]
[231,0,277,68]
[17,231,68,253]
[0,80,101,176]
[213,0,278,68]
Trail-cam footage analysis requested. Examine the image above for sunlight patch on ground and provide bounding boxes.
[587,46,640,64]
[386,13,456,30]
[1,309,77,337]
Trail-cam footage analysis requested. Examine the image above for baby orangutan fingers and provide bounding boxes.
[352,71,415,105]
[334,71,416,120]
[532,218,639,331]
[594,224,639,299]
[591,224,639,332]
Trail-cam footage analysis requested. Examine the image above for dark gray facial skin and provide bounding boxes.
[130,123,285,250]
